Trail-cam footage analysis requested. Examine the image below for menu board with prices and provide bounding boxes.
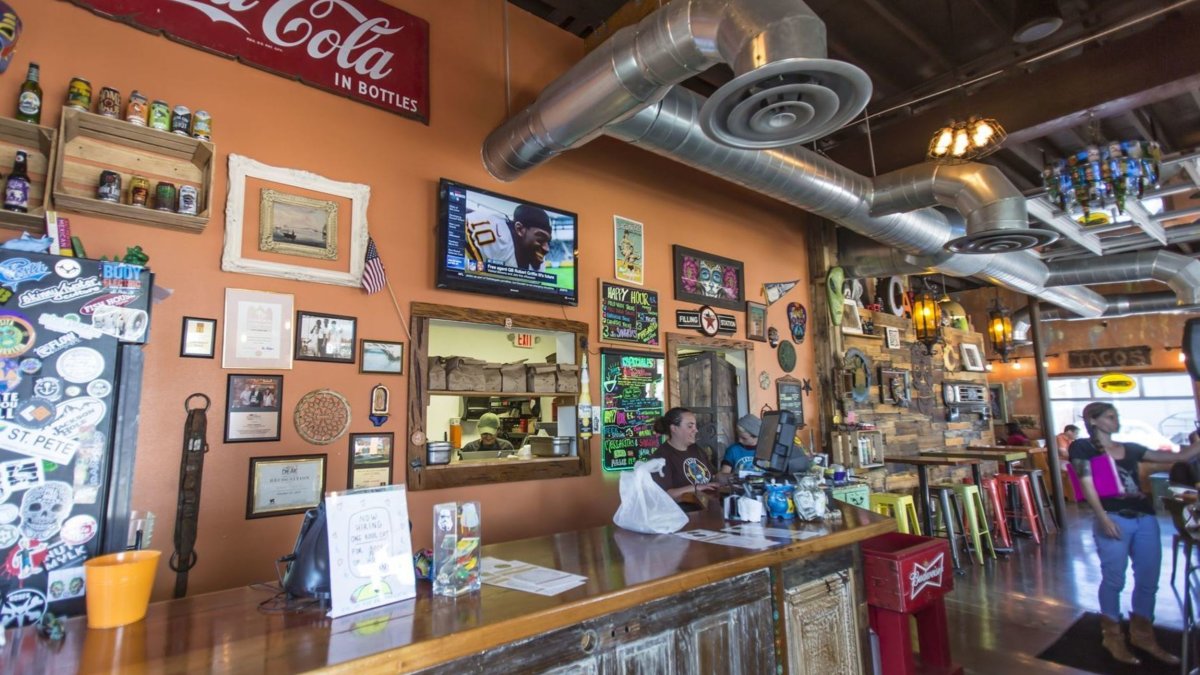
[599,281,659,347]
[776,376,805,429]
[600,349,665,471]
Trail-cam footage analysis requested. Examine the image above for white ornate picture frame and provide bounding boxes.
[224,154,370,287]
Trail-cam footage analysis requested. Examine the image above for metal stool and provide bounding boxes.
[928,486,964,571]
[942,483,996,564]
[870,493,922,536]
[994,473,1042,544]
[979,477,1012,549]
[1015,468,1058,534]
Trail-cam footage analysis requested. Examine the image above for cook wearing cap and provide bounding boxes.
[462,412,516,457]
[510,204,553,271]
[721,414,761,475]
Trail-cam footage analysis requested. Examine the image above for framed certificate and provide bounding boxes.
[180,316,217,358]
[223,288,295,369]
[225,374,284,442]
[348,432,394,489]
[246,454,327,519]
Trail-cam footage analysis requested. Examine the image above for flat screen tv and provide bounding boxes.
[436,178,578,306]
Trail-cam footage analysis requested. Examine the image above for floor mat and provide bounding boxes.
[1036,611,1185,674]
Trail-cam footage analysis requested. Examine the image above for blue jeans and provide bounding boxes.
[1093,512,1162,621]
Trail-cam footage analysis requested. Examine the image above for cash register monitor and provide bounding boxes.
[755,410,800,474]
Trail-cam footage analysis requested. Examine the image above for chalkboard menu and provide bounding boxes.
[599,281,659,347]
[600,349,665,471]
[776,377,805,429]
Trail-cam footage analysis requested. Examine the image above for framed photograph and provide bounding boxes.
[672,245,745,311]
[360,339,404,374]
[259,188,338,260]
[746,301,767,342]
[989,383,1008,421]
[613,215,644,285]
[348,432,394,489]
[841,300,864,335]
[222,288,294,369]
[246,454,327,519]
[180,316,217,358]
[961,342,986,372]
[885,326,901,350]
[223,154,370,287]
[295,311,357,363]
[225,374,284,443]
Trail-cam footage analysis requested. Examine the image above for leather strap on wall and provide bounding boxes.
[170,394,210,598]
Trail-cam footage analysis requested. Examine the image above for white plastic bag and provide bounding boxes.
[613,458,689,534]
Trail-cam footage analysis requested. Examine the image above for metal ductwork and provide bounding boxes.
[1043,250,1200,304]
[1012,291,1200,341]
[482,0,871,181]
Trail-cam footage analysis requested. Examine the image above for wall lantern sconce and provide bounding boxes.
[987,299,1014,363]
[912,291,943,355]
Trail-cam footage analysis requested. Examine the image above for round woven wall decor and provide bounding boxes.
[294,389,351,445]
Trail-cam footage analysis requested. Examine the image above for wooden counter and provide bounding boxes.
[7,503,893,674]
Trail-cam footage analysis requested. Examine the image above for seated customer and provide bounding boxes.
[1055,424,1079,461]
[461,413,515,457]
[1004,421,1031,446]
[647,407,719,502]
[721,414,761,475]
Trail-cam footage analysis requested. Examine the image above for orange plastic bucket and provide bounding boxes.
[83,550,161,629]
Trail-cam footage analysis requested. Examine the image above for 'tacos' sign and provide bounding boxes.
[1067,346,1152,370]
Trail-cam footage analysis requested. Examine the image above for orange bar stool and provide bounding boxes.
[979,477,1012,549]
[1014,468,1058,534]
[870,493,922,536]
[994,473,1042,544]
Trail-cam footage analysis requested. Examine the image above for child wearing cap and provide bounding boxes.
[721,414,761,475]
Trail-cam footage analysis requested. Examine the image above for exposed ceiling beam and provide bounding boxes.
[826,35,907,96]
[964,0,1009,32]
[1182,158,1200,190]
[1124,199,1169,245]
[1026,198,1105,255]
[860,0,953,71]
[828,8,1200,174]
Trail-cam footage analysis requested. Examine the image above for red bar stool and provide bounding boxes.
[979,477,1012,549]
[994,473,1042,544]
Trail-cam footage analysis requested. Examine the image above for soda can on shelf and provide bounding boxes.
[97,170,122,202]
[191,110,212,141]
[155,182,177,211]
[97,87,121,118]
[170,105,191,136]
[177,185,199,216]
[126,91,149,125]
[67,77,92,111]
[148,100,170,131]
[129,176,149,207]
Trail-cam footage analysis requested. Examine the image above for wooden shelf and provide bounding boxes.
[0,117,57,234]
[52,108,214,233]
[428,390,575,397]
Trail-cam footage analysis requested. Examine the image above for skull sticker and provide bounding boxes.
[20,481,72,541]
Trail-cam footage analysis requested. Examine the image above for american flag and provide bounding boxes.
[362,237,387,294]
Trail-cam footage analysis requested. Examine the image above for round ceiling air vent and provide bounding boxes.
[944,228,1060,254]
[699,58,871,150]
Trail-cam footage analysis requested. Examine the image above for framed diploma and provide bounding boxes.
[180,316,217,358]
[223,288,295,369]
[246,454,327,519]
[348,432,394,489]
[225,374,284,443]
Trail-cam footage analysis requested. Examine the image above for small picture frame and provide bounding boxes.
[180,316,217,358]
[348,432,394,489]
[259,188,339,261]
[225,374,284,442]
[746,301,767,342]
[885,326,901,350]
[989,383,1009,421]
[841,300,864,335]
[295,311,357,363]
[360,339,404,374]
[961,342,986,372]
[246,454,326,519]
[371,384,390,416]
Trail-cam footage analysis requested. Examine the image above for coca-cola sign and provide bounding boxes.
[68,0,429,123]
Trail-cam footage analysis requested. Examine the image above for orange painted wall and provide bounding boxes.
[7,2,818,599]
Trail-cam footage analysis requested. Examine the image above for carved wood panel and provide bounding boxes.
[784,571,863,675]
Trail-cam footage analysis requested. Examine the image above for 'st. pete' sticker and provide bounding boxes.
[55,347,105,383]
[0,258,51,292]
[0,420,80,465]
[33,377,61,401]
[86,379,112,399]
[54,259,81,280]
[0,312,35,358]
[17,398,55,429]
[59,515,98,546]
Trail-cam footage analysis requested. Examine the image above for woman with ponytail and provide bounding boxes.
[1069,402,1200,666]
[646,407,719,502]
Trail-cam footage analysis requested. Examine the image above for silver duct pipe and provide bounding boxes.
[1043,250,1200,304]
[1012,291,1200,341]
[482,0,870,181]
[607,87,1106,316]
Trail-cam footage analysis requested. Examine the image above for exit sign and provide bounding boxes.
[514,333,535,349]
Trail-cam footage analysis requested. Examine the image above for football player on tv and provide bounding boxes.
[465,203,552,271]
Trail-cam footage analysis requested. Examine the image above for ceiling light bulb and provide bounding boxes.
[1042,360,1049,368]
[933,128,953,155]
[952,128,969,157]
[973,121,994,147]
[1013,361,1022,370]
[1180,351,1187,363]
[985,364,994,372]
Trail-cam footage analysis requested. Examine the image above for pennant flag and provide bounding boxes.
[362,237,387,294]
[763,280,799,306]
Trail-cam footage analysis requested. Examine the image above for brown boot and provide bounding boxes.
[1129,614,1180,665]
[1100,615,1141,665]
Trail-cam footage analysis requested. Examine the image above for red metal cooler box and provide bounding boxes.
[862,532,953,613]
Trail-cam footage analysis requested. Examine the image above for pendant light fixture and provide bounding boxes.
[912,279,943,355]
[987,294,1014,362]
[927,116,1007,164]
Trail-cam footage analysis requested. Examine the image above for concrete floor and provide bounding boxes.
[943,502,1187,674]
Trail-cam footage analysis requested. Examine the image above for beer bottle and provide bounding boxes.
[16,63,42,124]
[4,151,30,213]
[578,353,593,440]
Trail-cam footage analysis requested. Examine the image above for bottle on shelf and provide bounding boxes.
[4,151,30,213]
[16,63,42,124]
[578,353,592,440]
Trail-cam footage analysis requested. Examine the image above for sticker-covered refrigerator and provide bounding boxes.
[0,250,153,628]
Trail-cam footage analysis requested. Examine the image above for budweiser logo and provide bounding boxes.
[169,0,403,80]
[908,553,945,599]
